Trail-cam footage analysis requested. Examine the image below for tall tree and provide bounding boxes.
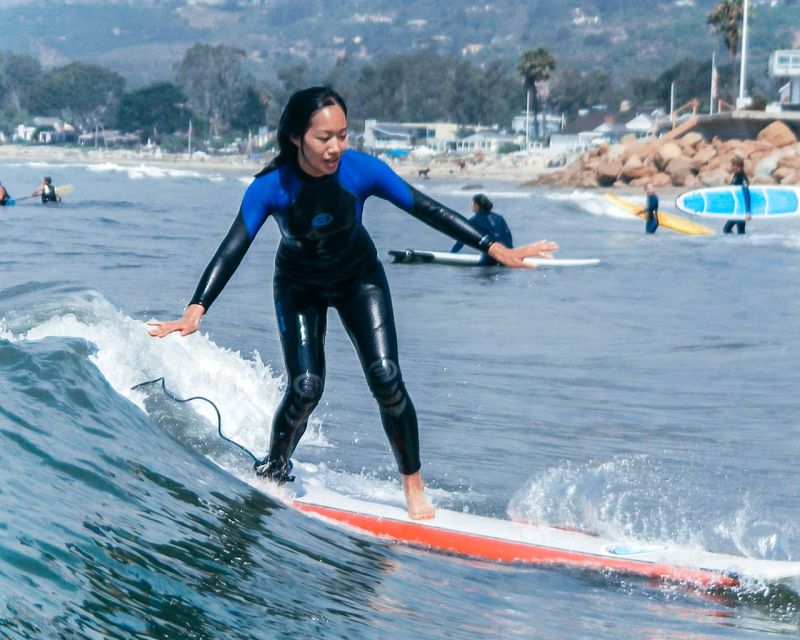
[26,62,125,128]
[117,82,192,140]
[517,47,556,141]
[707,0,744,101]
[174,44,252,136]
[0,51,41,116]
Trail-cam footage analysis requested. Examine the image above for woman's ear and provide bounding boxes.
[290,135,301,149]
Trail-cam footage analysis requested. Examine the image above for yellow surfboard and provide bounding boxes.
[605,193,714,236]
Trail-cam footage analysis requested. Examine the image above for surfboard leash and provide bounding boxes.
[131,377,259,464]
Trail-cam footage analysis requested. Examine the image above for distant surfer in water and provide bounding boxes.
[450,193,513,264]
[723,156,750,235]
[0,181,12,206]
[31,176,61,204]
[643,182,659,234]
[148,86,558,519]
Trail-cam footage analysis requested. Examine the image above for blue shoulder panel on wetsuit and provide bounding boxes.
[337,150,414,212]
[239,167,298,240]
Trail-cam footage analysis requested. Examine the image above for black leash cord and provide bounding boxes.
[131,377,259,464]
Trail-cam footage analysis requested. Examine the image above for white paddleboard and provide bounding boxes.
[676,186,800,219]
[288,482,800,588]
[389,249,600,268]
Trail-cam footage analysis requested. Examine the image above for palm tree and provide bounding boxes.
[707,0,744,101]
[517,47,556,144]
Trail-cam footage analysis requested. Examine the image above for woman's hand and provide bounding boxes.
[147,304,205,338]
[487,240,559,268]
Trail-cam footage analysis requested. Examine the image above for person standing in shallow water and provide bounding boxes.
[147,86,558,519]
[643,182,659,234]
[450,193,513,264]
[723,156,750,235]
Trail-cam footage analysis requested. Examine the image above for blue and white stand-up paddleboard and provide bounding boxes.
[289,482,800,589]
[389,249,600,268]
[676,186,800,219]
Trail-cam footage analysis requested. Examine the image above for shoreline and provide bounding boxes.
[0,143,562,184]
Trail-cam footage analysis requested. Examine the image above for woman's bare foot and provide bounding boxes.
[402,471,436,520]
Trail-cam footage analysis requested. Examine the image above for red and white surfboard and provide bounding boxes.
[293,486,800,588]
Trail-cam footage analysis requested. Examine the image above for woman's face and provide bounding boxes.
[292,104,348,177]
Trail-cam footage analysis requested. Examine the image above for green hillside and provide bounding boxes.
[2,0,799,91]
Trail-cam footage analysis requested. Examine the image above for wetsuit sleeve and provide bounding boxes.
[450,240,464,253]
[742,176,751,213]
[189,210,253,310]
[362,157,493,250]
[188,176,274,309]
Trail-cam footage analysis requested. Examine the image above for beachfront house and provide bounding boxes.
[77,129,140,148]
[363,119,526,155]
[13,117,76,143]
[549,106,661,151]
[363,120,461,153]
[511,112,564,140]
[453,130,524,153]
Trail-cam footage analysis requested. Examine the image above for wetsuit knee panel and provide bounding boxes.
[366,358,407,416]
[290,372,324,402]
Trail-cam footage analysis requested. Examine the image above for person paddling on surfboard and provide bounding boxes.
[147,86,558,520]
[0,181,13,207]
[643,182,659,234]
[31,176,62,204]
[723,156,750,235]
[450,193,514,264]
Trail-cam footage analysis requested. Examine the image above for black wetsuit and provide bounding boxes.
[450,210,512,265]
[190,149,493,481]
[41,184,58,203]
[645,193,659,234]
[723,170,750,235]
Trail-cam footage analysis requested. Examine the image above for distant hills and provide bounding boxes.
[2,0,799,92]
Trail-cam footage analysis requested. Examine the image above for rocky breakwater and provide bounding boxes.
[535,121,800,189]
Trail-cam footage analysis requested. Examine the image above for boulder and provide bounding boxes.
[665,156,694,186]
[605,143,627,162]
[689,145,717,170]
[679,131,704,149]
[654,142,683,169]
[757,121,797,148]
[650,172,671,188]
[773,166,798,183]
[779,170,798,184]
[698,167,730,186]
[623,164,657,181]
[596,159,623,186]
[754,152,782,178]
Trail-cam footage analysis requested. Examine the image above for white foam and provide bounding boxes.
[2,292,329,459]
[544,190,632,219]
[1,290,473,508]
[83,162,225,182]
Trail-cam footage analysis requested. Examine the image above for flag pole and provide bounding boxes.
[738,0,750,107]
[710,51,716,115]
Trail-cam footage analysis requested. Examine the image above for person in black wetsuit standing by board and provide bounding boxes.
[148,86,558,519]
[643,182,659,234]
[451,193,513,264]
[723,156,750,235]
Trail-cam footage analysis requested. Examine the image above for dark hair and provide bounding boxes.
[472,193,493,212]
[44,176,52,184]
[256,86,347,177]
[731,156,745,168]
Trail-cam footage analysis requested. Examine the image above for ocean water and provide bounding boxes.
[2,159,800,639]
